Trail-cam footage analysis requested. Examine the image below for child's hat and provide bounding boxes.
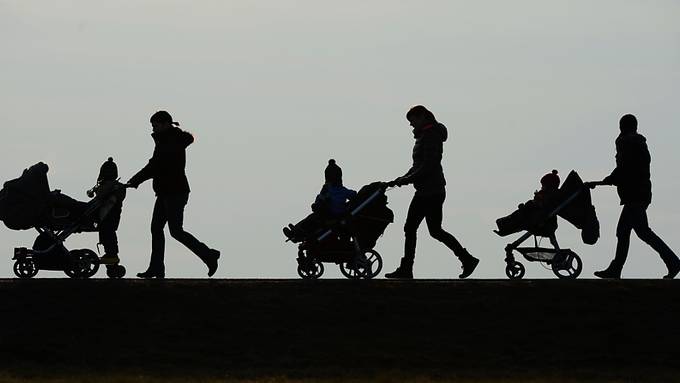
[325,159,342,184]
[98,157,118,182]
[541,169,560,190]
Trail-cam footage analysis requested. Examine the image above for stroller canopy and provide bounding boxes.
[556,171,600,245]
[347,182,394,250]
[0,163,51,230]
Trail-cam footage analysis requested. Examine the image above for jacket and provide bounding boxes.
[129,127,194,195]
[602,132,652,206]
[398,122,448,194]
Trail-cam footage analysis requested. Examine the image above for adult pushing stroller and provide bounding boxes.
[286,182,394,279]
[495,171,600,279]
[0,160,128,279]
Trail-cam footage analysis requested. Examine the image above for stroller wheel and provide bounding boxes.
[551,250,582,279]
[297,259,324,280]
[13,258,39,279]
[361,250,383,279]
[340,250,384,280]
[340,261,363,279]
[65,249,100,279]
[505,261,525,280]
[106,265,126,279]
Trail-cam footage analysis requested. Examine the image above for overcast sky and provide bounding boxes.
[1,1,679,278]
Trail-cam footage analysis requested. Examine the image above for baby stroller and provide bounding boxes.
[0,161,128,279]
[495,171,600,279]
[287,182,394,280]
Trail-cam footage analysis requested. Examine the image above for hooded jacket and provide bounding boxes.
[398,122,448,194]
[602,131,652,206]
[129,127,194,195]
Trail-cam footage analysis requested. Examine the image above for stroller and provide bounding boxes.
[495,171,600,279]
[286,182,394,280]
[0,161,128,279]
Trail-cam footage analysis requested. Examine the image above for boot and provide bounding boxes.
[385,258,413,279]
[457,248,479,279]
[594,266,621,279]
[137,269,165,279]
[663,260,680,280]
[206,249,220,277]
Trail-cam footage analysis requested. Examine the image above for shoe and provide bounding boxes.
[206,249,220,277]
[594,269,621,279]
[137,270,165,279]
[459,255,479,279]
[283,227,295,240]
[99,254,120,265]
[385,267,413,279]
[663,261,680,280]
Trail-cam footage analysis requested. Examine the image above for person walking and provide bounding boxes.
[128,111,220,279]
[589,114,680,279]
[385,105,479,279]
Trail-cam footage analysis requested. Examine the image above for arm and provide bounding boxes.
[393,135,438,186]
[128,159,155,188]
[182,131,195,148]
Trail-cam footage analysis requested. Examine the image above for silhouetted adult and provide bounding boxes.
[128,111,220,278]
[385,105,479,279]
[589,114,679,279]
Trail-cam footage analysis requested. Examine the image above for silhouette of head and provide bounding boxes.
[619,114,637,134]
[406,105,436,129]
[540,169,560,192]
[150,110,179,133]
[325,159,343,186]
[98,157,118,182]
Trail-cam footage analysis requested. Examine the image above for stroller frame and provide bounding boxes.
[500,188,585,280]
[296,186,388,280]
[12,185,127,279]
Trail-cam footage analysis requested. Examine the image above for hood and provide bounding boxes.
[414,122,448,142]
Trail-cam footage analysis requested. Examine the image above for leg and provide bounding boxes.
[164,194,214,264]
[424,193,466,256]
[424,193,478,278]
[609,206,635,274]
[403,193,428,268]
[386,192,426,278]
[98,206,122,256]
[149,197,168,273]
[294,213,322,237]
[629,205,680,270]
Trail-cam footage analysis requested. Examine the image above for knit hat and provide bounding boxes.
[150,110,179,126]
[324,159,343,186]
[540,170,560,191]
[98,157,118,182]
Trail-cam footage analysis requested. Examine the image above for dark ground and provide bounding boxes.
[0,279,679,381]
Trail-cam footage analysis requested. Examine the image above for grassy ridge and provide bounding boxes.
[0,279,678,382]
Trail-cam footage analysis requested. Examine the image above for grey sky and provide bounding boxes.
[1,1,679,278]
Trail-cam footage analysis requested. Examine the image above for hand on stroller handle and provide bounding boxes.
[584,181,606,189]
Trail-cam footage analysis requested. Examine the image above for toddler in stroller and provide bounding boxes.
[283,159,357,242]
[283,160,393,279]
[0,158,128,279]
[495,170,600,279]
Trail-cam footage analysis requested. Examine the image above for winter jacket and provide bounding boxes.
[129,127,194,195]
[312,184,357,216]
[398,122,448,194]
[602,132,652,206]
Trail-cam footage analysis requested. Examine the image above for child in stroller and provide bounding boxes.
[495,170,600,279]
[0,158,128,279]
[283,160,393,279]
[283,159,357,242]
